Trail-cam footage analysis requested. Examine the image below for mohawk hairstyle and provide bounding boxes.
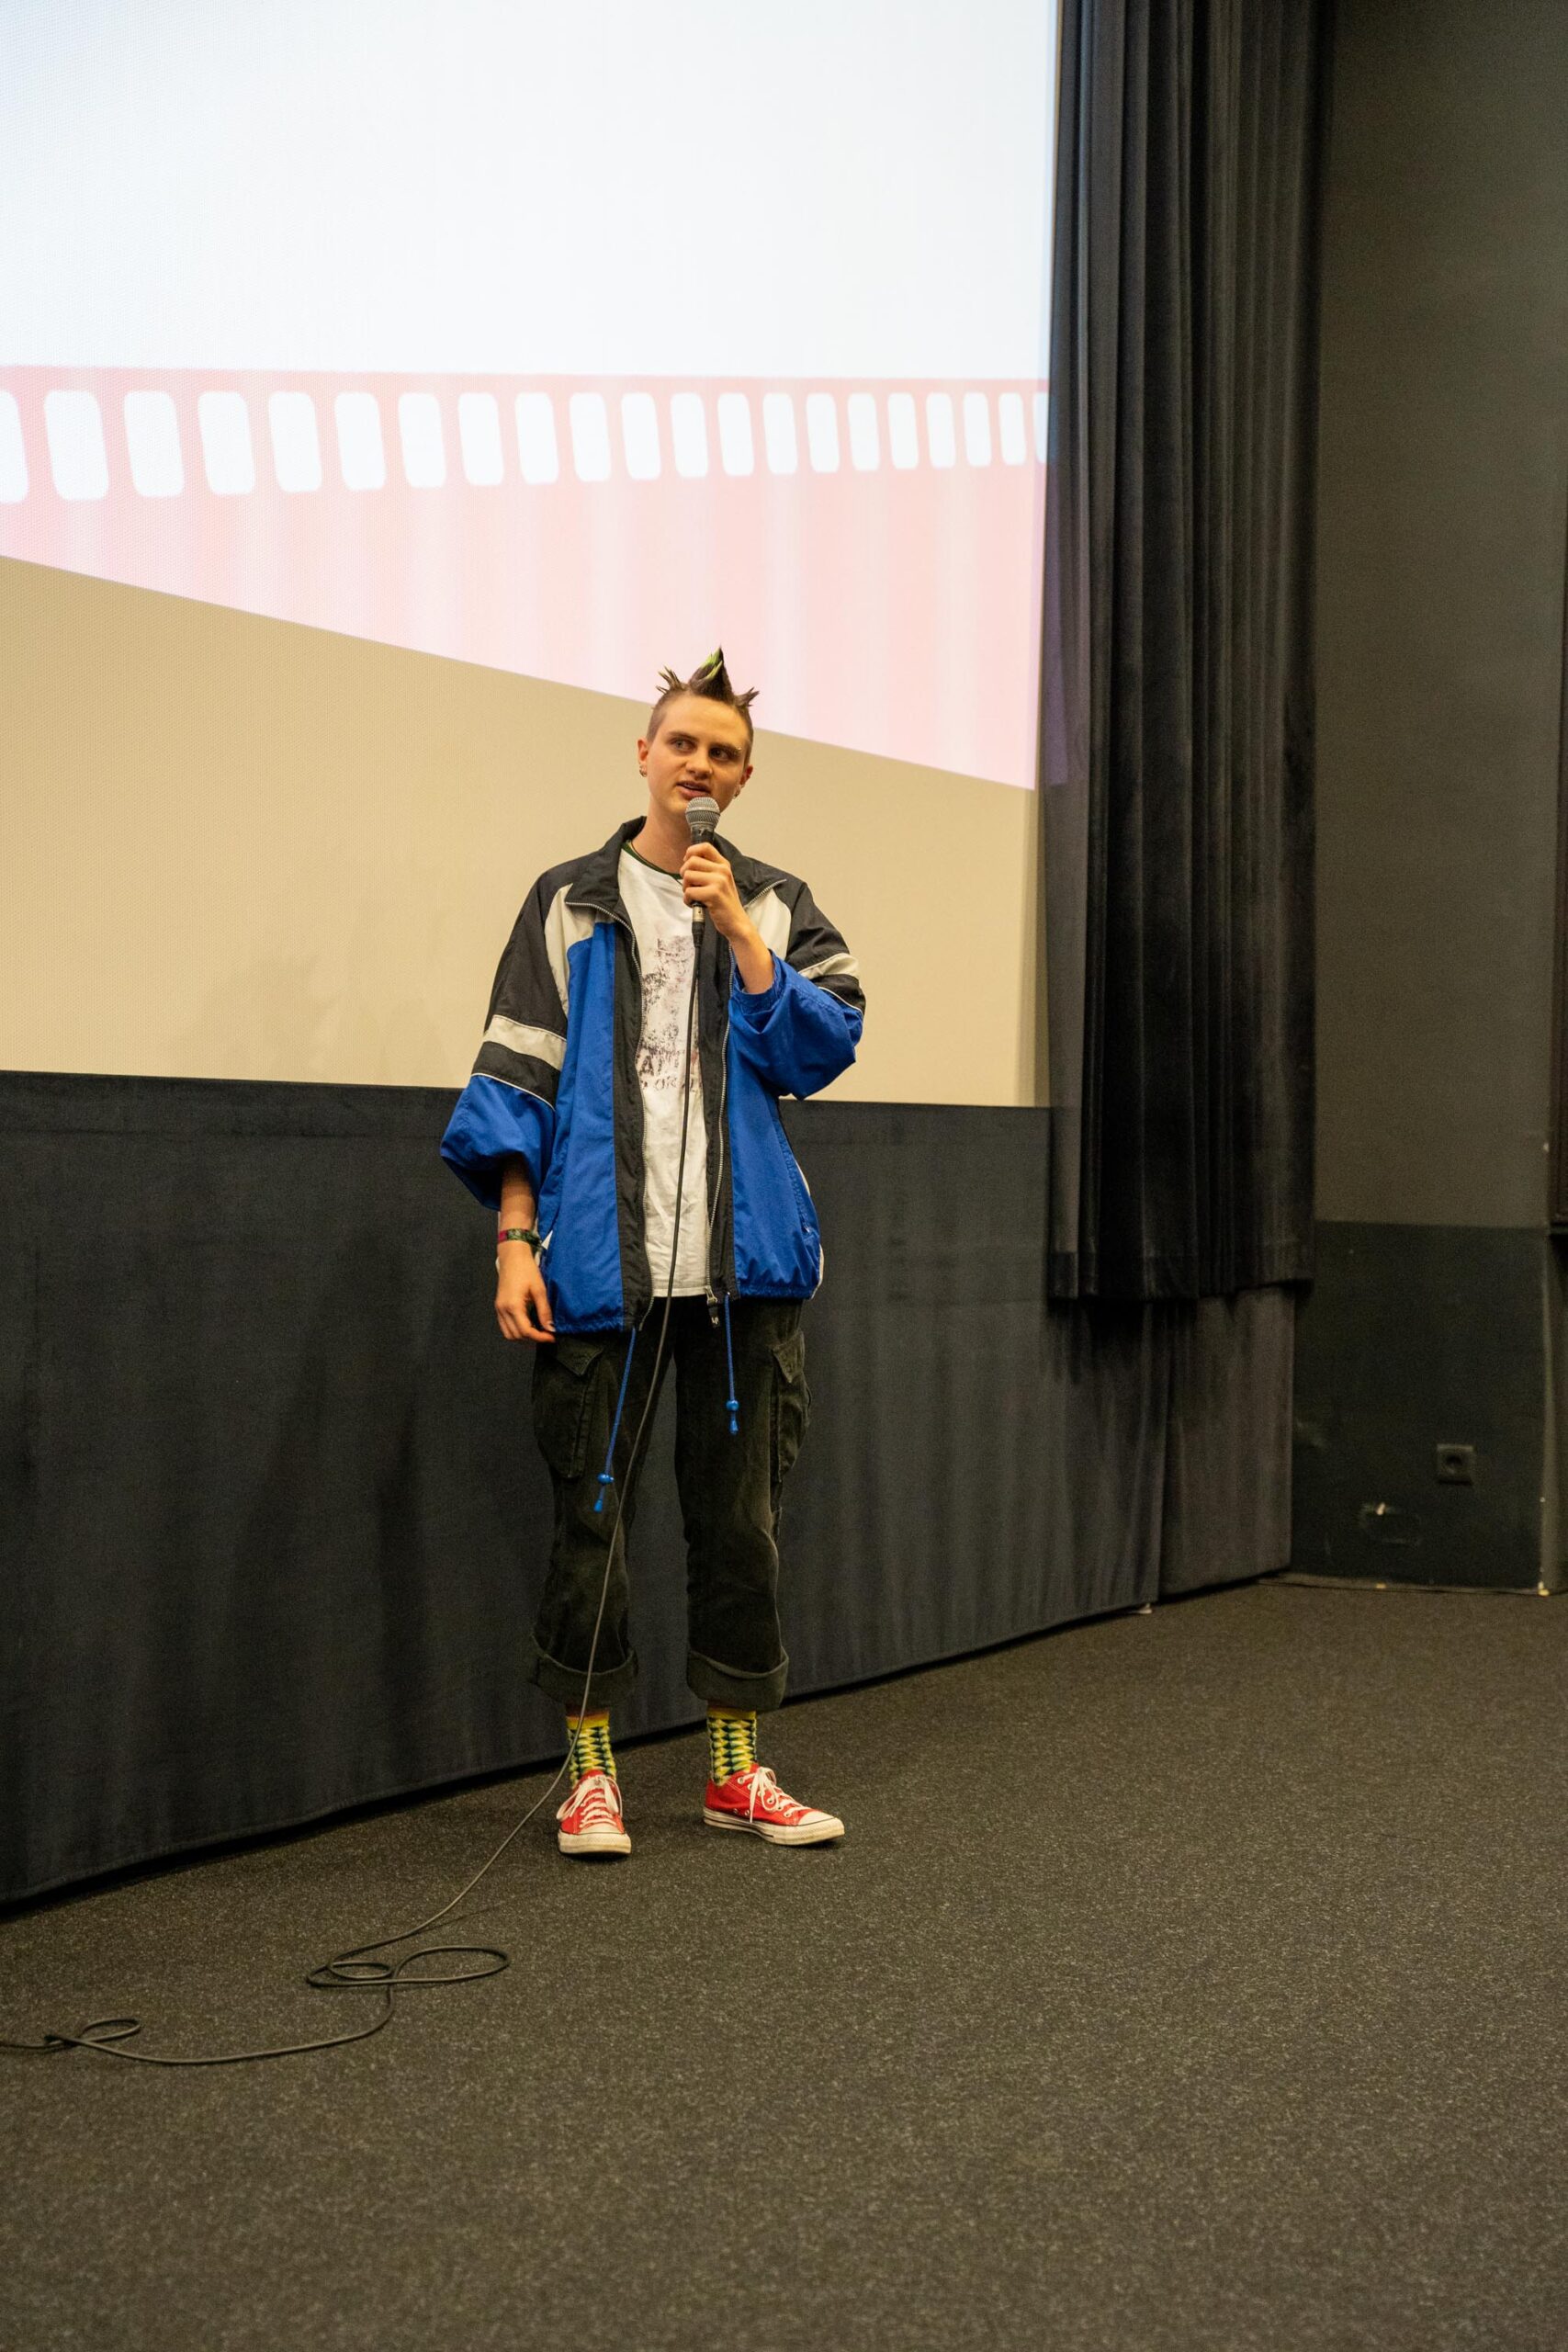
[647,648,759,754]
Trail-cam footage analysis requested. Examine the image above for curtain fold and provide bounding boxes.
[1042,0,1329,1299]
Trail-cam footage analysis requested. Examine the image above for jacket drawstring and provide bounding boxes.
[593,1325,639,1512]
[722,1295,739,1438]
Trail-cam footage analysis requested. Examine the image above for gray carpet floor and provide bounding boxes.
[4,1579,1567,2352]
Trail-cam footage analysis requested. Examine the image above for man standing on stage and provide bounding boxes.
[441,652,864,1860]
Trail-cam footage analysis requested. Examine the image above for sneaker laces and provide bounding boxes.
[739,1764,788,1821]
[562,1770,621,1826]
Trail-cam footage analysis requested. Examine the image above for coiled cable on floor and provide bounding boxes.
[1,942,710,2068]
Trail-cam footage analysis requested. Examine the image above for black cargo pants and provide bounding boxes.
[525,1295,809,1713]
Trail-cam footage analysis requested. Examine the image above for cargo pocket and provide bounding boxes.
[531,1334,606,1483]
[769,1326,811,1489]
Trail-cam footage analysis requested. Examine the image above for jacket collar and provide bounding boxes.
[566,820,644,918]
[568,818,788,920]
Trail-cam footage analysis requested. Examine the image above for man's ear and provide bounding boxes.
[636,735,651,766]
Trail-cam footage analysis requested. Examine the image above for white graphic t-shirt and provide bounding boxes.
[619,846,712,1297]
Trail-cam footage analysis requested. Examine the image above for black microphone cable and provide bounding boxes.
[1,929,712,2070]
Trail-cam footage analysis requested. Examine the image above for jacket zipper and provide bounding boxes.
[567,892,651,1324]
[705,933,733,1318]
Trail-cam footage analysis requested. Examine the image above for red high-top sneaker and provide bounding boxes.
[557,1770,631,1858]
[704,1764,844,1846]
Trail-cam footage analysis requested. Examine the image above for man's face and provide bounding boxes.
[638,693,753,820]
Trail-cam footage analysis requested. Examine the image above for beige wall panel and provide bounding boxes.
[2,561,1041,1105]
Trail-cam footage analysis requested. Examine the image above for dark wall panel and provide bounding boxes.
[1293,1222,1548,1590]
[1303,7,1568,1590]
[0,1074,1293,1903]
[1315,0,1568,1228]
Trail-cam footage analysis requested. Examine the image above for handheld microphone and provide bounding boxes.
[683,793,721,927]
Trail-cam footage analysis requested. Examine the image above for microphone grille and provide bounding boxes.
[684,794,721,844]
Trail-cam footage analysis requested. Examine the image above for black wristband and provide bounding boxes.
[498,1227,542,1249]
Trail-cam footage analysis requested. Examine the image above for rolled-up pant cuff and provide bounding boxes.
[685,1645,789,1713]
[527,1636,640,1713]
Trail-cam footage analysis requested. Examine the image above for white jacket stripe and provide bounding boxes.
[483,1015,567,1069]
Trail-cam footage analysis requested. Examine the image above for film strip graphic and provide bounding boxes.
[0,372,1049,786]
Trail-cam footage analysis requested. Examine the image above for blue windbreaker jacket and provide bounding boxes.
[440,820,865,1332]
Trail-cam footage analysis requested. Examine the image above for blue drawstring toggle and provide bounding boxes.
[592,1324,639,1511]
[722,1295,739,1439]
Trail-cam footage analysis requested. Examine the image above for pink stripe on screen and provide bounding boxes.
[0,370,1049,787]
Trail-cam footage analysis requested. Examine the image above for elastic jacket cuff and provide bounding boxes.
[729,954,784,1012]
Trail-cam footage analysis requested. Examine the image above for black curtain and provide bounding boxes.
[1042,0,1329,1298]
[0,1076,1294,1904]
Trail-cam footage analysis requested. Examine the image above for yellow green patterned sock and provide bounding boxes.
[706,1706,758,1786]
[566,1711,615,1786]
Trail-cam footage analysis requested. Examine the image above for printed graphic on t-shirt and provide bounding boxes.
[637,933,701,1094]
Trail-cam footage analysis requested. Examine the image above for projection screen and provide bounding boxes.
[1,3,1058,1101]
